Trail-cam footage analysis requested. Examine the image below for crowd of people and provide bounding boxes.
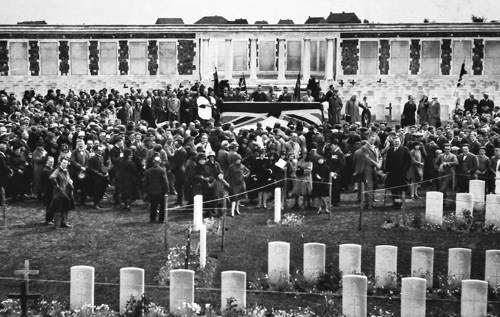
[0,81,499,229]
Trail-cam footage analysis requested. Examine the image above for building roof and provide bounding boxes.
[17,21,47,25]
[228,19,249,25]
[195,15,228,24]
[155,18,184,25]
[326,12,361,24]
[278,19,294,25]
[305,17,326,24]
[254,20,269,24]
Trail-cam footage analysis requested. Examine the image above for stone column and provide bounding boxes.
[339,244,362,275]
[277,39,286,81]
[225,39,233,80]
[201,38,211,81]
[200,224,207,269]
[221,271,246,312]
[455,193,474,219]
[193,195,203,231]
[303,243,326,283]
[325,38,335,80]
[249,38,257,81]
[119,267,145,313]
[274,187,281,223]
[70,265,95,309]
[485,249,500,289]
[375,245,398,289]
[425,191,443,225]
[461,280,488,317]
[169,269,195,315]
[485,194,500,226]
[411,246,434,288]
[268,241,290,287]
[447,248,471,287]
[342,275,367,317]
[401,277,426,317]
[302,38,311,81]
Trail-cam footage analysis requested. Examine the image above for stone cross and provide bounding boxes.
[9,260,41,317]
[14,260,39,290]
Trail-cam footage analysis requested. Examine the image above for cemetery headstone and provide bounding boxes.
[485,194,500,226]
[411,247,434,288]
[401,277,426,317]
[268,241,290,287]
[455,193,473,219]
[200,224,207,269]
[303,243,326,283]
[469,180,486,212]
[485,249,500,289]
[70,265,95,309]
[461,280,488,317]
[221,271,246,312]
[447,248,471,287]
[119,267,145,313]
[342,275,367,317]
[169,269,195,315]
[425,192,443,225]
[193,195,203,231]
[375,245,397,289]
[339,244,362,275]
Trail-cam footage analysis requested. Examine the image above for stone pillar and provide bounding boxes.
[169,269,195,315]
[485,249,500,289]
[201,38,211,81]
[249,38,257,81]
[325,38,335,80]
[274,187,281,223]
[375,245,398,289]
[455,193,474,219]
[461,280,488,317]
[342,275,367,317]
[221,271,246,312]
[469,179,486,212]
[401,277,426,317]
[425,191,443,225]
[411,246,434,288]
[200,224,207,269]
[447,248,471,287]
[119,267,145,313]
[225,39,233,80]
[268,241,290,287]
[277,39,286,81]
[302,38,311,81]
[303,243,326,283]
[339,244,362,275]
[193,195,203,231]
[485,194,500,226]
[70,265,95,309]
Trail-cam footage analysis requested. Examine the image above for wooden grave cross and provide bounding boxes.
[8,260,41,317]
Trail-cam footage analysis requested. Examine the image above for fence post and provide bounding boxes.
[221,195,227,252]
[328,173,333,220]
[359,182,365,231]
[282,167,287,211]
[185,227,191,269]
[401,191,408,227]
[164,194,169,250]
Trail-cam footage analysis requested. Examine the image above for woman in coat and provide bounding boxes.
[253,150,273,209]
[32,141,47,199]
[116,148,140,211]
[345,95,361,123]
[417,96,429,124]
[294,153,313,210]
[312,156,332,214]
[226,154,249,216]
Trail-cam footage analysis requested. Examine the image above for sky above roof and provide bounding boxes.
[0,0,498,24]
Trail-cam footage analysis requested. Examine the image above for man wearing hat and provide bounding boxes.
[428,97,441,127]
[327,88,343,125]
[143,156,169,223]
[479,93,494,114]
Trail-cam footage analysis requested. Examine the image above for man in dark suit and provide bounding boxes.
[326,139,345,206]
[171,138,187,206]
[385,137,411,208]
[353,134,380,209]
[278,86,293,102]
[463,93,479,113]
[143,156,169,223]
[87,145,109,209]
[41,156,55,224]
[457,144,478,192]
[479,93,494,114]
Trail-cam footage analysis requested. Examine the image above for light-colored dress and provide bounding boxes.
[293,160,313,196]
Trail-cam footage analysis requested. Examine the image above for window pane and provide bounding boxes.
[391,41,409,58]
[159,42,176,75]
[422,41,440,58]
[319,41,326,70]
[421,41,440,75]
[217,41,226,70]
[452,41,471,75]
[287,40,301,71]
[485,41,500,75]
[310,41,318,71]
[9,42,28,75]
[233,41,248,71]
[129,42,147,75]
[40,42,58,75]
[259,41,275,71]
[71,42,88,75]
[100,42,117,75]
[360,41,378,58]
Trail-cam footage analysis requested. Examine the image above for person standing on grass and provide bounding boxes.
[49,157,74,229]
[312,156,332,214]
[226,154,249,216]
[384,137,411,208]
[41,156,55,224]
[87,145,109,210]
[0,141,11,220]
[143,156,169,223]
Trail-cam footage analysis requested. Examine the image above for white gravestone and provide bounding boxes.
[375,245,397,289]
[425,192,443,225]
[447,248,471,287]
[221,271,246,312]
[342,275,367,317]
[401,277,426,317]
[274,188,281,223]
[485,194,500,226]
[119,268,145,313]
[411,247,434,288]
[455,193,473,219]
[485,249,500,289]
[193,195,203,231]
[268,241,290,287]
[461,280,488,317]
[303,243,326,283]
[469,180,486,212]
[200,224,207,269]
[70,265,95,309]
[169,269,195,315]
[339,244,362,275]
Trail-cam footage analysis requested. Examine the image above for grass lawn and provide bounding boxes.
[0,190,499,315]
